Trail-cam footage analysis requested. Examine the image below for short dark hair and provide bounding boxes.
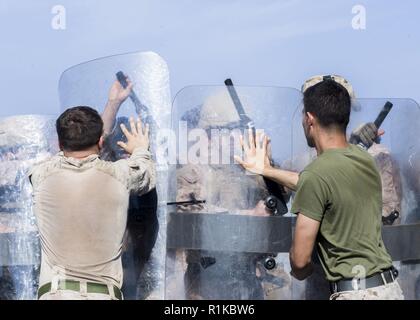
[303,80,351,132]
[56,106,103,151]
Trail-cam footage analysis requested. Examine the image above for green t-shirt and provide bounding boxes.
[291,144,392,282]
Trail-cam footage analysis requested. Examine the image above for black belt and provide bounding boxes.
[330,267,399,294]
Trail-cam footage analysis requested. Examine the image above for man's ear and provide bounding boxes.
[98,136,104,149]
[305,112,315,127]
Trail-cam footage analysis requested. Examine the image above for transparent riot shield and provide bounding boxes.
[165,85,303,300]
[291,98,420,300]
[0,115,58,299]
[59,51,171,300]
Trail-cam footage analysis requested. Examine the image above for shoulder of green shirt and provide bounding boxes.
[292,170,330,222]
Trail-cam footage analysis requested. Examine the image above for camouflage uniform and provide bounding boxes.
[176,163,269,299]
[368,143,402,223]
[330,282,404,300]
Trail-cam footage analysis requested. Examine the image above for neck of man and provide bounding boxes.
[314,128,349,156]
[63,145,100,159]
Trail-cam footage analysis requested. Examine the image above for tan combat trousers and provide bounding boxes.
[330,281,404,300]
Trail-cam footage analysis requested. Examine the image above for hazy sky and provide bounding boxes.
[0,0,419,116]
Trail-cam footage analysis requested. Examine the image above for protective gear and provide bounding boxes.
[176,163,269,299]
[0,115,56,151]
[349,122,379,149]
[0,115,57,300]
[301,74,361,111]
[197,89,252,130]
[404,150,420,223]
[166,85,303,300]
[58,51,171,300]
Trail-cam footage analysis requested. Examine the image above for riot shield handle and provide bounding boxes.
[263,255,277,270]
[167,199,206,206]
[265,195,287,216]
[382,210,399,226]
[167,193,206,206]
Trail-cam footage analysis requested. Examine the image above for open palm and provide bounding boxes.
[234,129,272,175]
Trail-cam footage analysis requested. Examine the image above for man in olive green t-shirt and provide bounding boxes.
[291,144,392,281]
[236,78,404,300]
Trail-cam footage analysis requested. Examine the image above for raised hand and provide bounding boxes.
[117,117,150,154]
[234,129,272,175]
[108,77,133,104]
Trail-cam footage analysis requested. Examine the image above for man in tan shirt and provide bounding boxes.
[30,99,155,300]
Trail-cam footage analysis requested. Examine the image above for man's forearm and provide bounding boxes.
[127,147,156,195]
[289,247,314,280]
[263,167,299,191]
[290,261,314,281]
[102,100,122,135]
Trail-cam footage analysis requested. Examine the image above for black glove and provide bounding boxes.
[349,122,378,149]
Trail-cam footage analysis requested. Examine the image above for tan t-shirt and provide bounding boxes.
[29,147,155,289]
